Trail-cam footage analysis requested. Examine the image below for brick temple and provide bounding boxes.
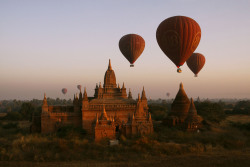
[164,83,203,131]
[39,59,153,141]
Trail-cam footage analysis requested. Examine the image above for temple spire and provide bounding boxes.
[122,82,125,89]
[128,88,132,99]
[43,93,48,106]
[83,87,88,101]
[141,86,147,100]
[108,59,112,70]
[104,59,116,88]
[180,82,183,89]
[100,105,108,120]
[188,98,197,115]
[138,93,141,101]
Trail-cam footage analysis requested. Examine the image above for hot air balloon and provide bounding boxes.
[186,53,205,77]
[62,88,67,95]
[77,85,82,91]
[166,92,170,97]
[119,34,145,67]
[156,16,201,73]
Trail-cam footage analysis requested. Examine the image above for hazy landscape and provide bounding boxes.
[1,98,250,166]
[1,0,250,166]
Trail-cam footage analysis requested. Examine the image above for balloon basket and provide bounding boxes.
[177,68,182,73]
[194,74,198,77]
[130,64,134,67]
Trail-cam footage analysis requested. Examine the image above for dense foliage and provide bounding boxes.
[148,102,170,121]
[195,101,226,123]
[0,98,72,121]
[226,100,250,115]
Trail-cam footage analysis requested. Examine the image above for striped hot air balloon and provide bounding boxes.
[186,53,206,77]
[156,16,201,73]
[61,88,67,95]
[119,34,145,67]
[77,85,82,91]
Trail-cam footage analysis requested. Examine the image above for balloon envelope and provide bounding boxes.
[156,16,201,68]
[62,88,67,95]
[119,34,145,66]
[186,53,206,76]
[77,85,82,91]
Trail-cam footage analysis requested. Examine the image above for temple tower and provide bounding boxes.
[185,98,202,131]
[95,106,116,141]
[42,93,48,113]
[141,86,148,109]
[171,83,190,122]
[104,59,116,88]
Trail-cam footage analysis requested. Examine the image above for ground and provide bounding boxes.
[0,115,250,166]
[1,152,250,167]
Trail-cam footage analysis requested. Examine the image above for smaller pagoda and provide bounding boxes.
[95,105,116,142]
[164,83,202,131]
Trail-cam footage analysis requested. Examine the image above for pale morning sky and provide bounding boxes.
[0,0,250,100]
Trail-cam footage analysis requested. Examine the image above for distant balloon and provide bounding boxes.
[166,92,170,97]
[77,85,82,91]
[156,16,201,72]
[186,53,206,77]
[119,34,145,67]
[61,88,67,95]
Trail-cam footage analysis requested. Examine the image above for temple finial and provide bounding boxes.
[83,87,88,100]
[43,93,48,106]
[180,82,183,89]
[108,59,112,70]
[141,86,147,100]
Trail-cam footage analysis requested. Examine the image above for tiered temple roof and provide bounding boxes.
[170,83,190,121]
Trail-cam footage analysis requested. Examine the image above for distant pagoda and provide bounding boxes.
[164,83,203,131]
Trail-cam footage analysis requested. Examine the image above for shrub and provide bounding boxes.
[4,112,22,121]
[56,126,87,138]
[148,104,168,121]
[2,122,18,129]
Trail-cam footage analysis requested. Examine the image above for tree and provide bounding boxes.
[20,102,35,121]
[195,101,225,123]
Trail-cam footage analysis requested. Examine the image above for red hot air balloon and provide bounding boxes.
[62,88,67,95]
[77,85,82,91]
[186,53,206,77]
[156,16,201,73]
[119,34,145,67]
